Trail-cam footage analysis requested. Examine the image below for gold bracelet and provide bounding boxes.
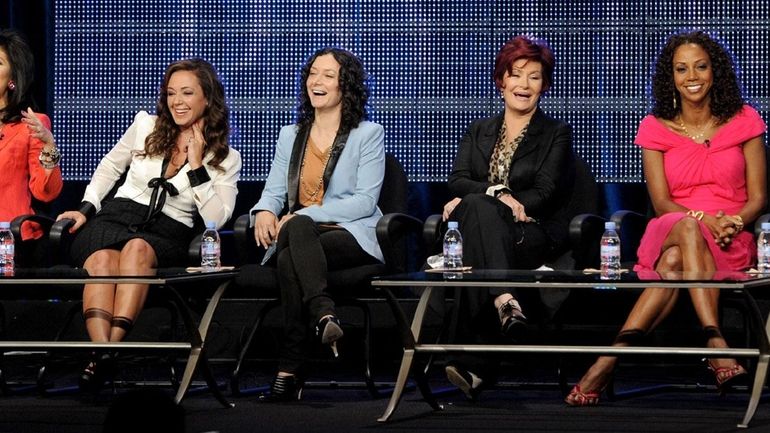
[686,210,704,221]
[39,147,61,169]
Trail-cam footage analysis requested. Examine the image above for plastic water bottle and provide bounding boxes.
[600,221,621,280]
[0,222,14,275]
[757,222,770,273]
[443,221,463,279]
[200,221,221,272]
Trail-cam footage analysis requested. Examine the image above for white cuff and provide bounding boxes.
[486,184,510,197]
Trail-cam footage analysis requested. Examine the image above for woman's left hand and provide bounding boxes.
[21,107,55,146]
[499,193,529,222]
[187,119,206,168]
[713,211,741,248]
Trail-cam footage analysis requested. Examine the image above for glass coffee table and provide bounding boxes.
[372,269,770,428]
[0,267,238,408]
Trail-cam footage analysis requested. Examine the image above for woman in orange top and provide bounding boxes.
[0,29,63,240]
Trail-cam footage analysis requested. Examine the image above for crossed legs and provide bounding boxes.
[568,217,740,404]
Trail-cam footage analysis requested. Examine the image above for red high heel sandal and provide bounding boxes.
[565,384,603,407]
[705,359,747,393]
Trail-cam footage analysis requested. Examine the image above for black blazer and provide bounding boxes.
[447,108,575,254]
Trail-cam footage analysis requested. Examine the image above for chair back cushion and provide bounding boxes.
[378,153,408,215]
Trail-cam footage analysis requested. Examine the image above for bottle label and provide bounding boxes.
[447,243,462,257]
[600,245,620,258]
[202,243,219,255]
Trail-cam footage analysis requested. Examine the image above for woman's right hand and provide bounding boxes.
[56,211,87,233]
[253,211,278,249]
[442,197,462,221]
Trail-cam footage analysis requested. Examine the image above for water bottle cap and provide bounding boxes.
[205,221,216,229]
[604,221,616,230]
[0,222,9,229]
[762,222,770,231]
[447,221,458,229]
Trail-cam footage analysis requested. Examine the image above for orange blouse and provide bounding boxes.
[0,114,63,240]
[298,138,331,207]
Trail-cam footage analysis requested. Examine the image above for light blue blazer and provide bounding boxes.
[250,121,386,263]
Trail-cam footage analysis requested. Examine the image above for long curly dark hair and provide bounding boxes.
[296,48,369,135]
[145,59,230,171]
[651,31,743,122]
[0,29,37,124]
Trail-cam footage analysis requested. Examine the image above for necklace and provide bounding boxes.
[300,144,334,200]
[677,115,714,144]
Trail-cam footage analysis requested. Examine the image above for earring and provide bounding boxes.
[7,81,15,91]
[672,91,677,110]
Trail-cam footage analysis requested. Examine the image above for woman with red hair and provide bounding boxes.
[441,35,574,399]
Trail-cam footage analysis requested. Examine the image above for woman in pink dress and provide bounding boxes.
[566,31,767,406]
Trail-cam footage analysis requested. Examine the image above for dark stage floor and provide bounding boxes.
[0,361,768,433]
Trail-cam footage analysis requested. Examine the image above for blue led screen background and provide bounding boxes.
[54,1,769,182]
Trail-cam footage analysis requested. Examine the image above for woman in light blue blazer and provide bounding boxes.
[249,48,385,401]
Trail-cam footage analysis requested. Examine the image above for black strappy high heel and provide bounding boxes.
[259,374,304,402]
[78,352,116,393]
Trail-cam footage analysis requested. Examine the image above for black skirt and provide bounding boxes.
[70,198,195,267]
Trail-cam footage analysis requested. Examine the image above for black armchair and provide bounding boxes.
[229,153,423,397]
[422,154,605,302]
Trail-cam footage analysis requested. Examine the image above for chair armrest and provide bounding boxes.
[569,213,607,270]
[10,214,56,267]
[233,213,265,265]
[49,217,77,266]
[376,212,423,274]
[10,214,55,241]
[611,210,648,265]
[422,214,443,256]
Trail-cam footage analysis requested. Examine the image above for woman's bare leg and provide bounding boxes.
[569,246,683,398]
[82,250,121,343]
[687,246,738,370]
[109,239,157,342]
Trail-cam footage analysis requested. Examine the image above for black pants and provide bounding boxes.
[446,193,551,379]
[274,215,378,374]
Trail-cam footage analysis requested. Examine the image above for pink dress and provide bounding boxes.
[634,105,767,272]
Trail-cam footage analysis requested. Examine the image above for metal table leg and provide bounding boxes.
[378,286,442,422]
[170,279,234,408]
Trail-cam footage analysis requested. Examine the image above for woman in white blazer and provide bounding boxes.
[57,59,241,392]
[250,48,385,401]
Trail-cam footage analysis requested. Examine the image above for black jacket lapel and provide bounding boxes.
[321,130,350,191]
[478,115,503,163]
[512,108,545,162]
[287,124,310,212]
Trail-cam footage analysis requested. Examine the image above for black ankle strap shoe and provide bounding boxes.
[259,374,304,402]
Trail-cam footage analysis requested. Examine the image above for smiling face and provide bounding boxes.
[306,53,342,114]
[166,70,208,129]
[500,59,543,116]
[672,43,713,107]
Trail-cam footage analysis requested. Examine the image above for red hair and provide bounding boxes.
[493,36,555,92]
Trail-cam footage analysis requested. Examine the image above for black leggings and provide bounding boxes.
[274,215,378,374]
